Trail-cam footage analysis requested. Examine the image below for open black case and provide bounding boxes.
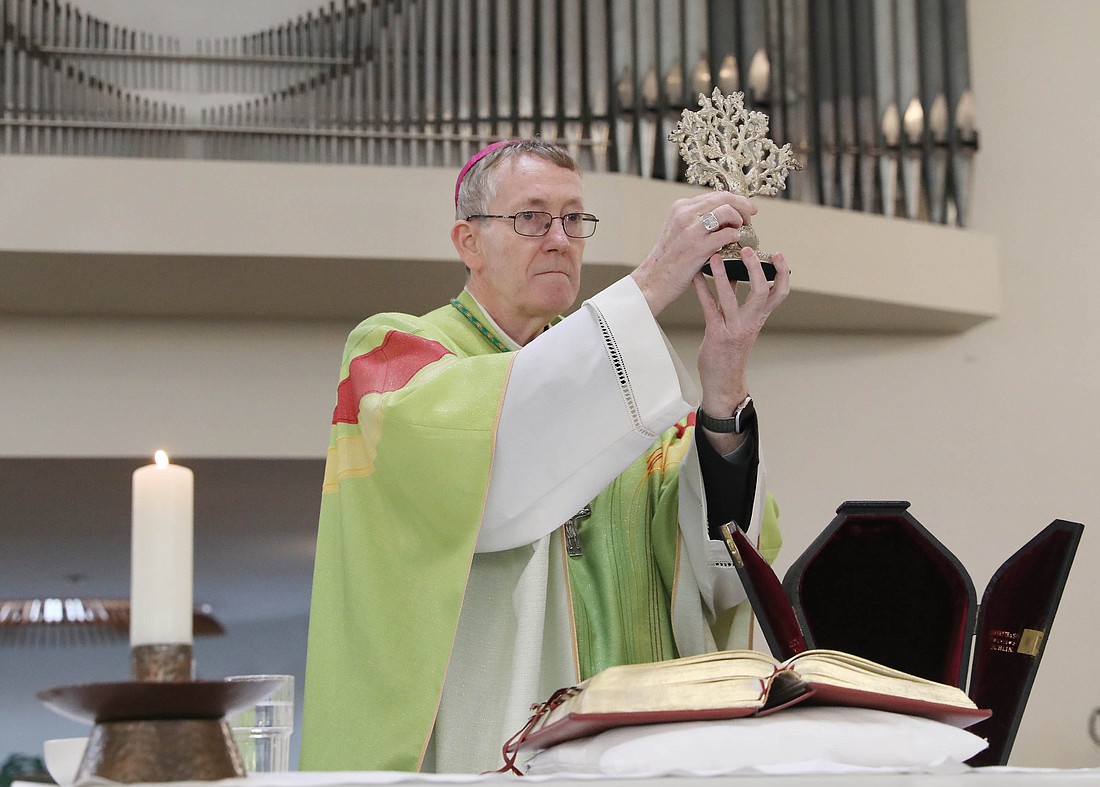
[721,500,1083,766]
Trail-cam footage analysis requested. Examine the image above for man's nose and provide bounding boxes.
[542,216,573,243]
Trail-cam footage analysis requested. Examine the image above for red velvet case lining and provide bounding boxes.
[778,503,1082,767]
[783,502,975,688]
[965,523,1081,766]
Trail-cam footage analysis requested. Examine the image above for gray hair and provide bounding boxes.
[455,140,579,220]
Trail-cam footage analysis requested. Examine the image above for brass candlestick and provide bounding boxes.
[131,642,194,681]
[38,644,280,783]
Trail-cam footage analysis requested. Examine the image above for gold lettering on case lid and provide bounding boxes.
[1017,628,1044,657]
[989,630,1020,653]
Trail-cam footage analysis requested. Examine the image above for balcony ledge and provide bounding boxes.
[0,155,999,332]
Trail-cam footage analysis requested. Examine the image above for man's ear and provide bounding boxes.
[451,220,484,272]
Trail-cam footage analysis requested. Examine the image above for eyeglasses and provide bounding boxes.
[466,210,600,238]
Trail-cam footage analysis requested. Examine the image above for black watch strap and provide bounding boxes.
[698,395,756,434]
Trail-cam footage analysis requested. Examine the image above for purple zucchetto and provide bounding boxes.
[454,139,520,207]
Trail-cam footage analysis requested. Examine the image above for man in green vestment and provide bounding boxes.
[301,139,788,773]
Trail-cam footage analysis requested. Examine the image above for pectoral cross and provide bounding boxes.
[563,505,592,558]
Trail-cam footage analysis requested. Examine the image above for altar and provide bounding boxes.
[16,767,1100,787]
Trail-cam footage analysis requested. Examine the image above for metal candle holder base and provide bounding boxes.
[87,643,244,783]
[38,643,279,783]
[79,718,244,783]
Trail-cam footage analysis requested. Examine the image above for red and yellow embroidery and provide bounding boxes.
[324,331,454,492]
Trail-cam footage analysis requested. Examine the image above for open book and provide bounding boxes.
[510,647,991,753]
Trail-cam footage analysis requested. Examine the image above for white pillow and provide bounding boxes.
[522,706,988,776]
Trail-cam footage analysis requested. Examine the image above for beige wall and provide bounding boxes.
[718,0,1100,766]
[1,0,1097,768]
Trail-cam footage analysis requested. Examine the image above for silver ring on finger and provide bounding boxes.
[701,211,720,232]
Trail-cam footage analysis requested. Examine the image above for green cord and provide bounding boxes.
[450,298,512,354]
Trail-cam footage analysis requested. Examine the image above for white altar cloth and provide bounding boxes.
[18,766,1100,787]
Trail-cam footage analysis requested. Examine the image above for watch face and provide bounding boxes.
[734,397,756,434]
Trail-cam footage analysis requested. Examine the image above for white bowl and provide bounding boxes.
[43,737,88,786]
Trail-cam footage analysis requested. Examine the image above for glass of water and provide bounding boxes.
[225,674,294,772]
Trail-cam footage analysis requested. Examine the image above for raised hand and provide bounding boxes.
[693,245,790,451]
[630,192,757,317]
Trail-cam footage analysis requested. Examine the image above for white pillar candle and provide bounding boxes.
[130,450,194,646]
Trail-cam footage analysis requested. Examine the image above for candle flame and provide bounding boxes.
[154,450,169,468]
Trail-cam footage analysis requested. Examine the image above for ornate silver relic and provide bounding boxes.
[669,88,802,266]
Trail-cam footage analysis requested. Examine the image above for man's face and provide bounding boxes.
[466,155,586,329]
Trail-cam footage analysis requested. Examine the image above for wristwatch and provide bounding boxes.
[698,395,756,434]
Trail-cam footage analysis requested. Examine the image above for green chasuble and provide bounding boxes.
[301,291,781,773]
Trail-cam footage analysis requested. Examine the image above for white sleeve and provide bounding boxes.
[676,440,766,618]
[476,276,699,552]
